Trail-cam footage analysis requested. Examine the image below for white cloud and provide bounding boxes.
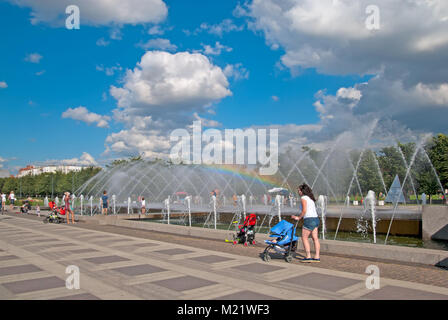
[223,63,249,81]
[0,157,7,168]
[96,38,110,47]
[62,106,111,128]
[193,113,222,127]
[137,38,177,51]
[200,42,233,56]
[198,19,244,37]
[242,0,448,139]
[24,53,43,63]
[105,128,172,159]
[148,25,164,35]
[0,81,7,88]
[414,83,448,105]
[110,51,231,117]
[246,0,448,81]
[44,152,98,167]
[336,87,362,101]
[105,50,232,158]
[96,64,123,76]
[35,70,45,76]
[271,95,279,102]
[12,0,168,26]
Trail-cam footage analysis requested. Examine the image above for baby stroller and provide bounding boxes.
[20,201,32,214]
[43,206,65,224]
[233,213,257,246]
[263,220,299,263]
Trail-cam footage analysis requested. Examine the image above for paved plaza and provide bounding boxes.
[0,213,448,300]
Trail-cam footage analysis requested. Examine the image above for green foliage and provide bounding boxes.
[0,167,101,198]
[426,134,448,189]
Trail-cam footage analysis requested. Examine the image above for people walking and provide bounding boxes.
[1,192,6,213]
[141,197,146,216]
[8,191,15,211]
[65,192,75,224]
[291,183,321,263]
[101,190,109,215]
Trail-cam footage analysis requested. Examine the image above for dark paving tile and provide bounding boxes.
[53,293,100,300]
[215,290,280,300]
[282,272,360,292]
[3,276,65,294]
[77,235,117,241]
[231,263,285,274]
[26,238,60,242]
[361,285,448,300]
[92,239,127,246]
[153,248,194,255]
[69,248,99,254]
[111,264,167,276]
[0,255,18,261]
[0,264,42,276]
[85,255,130,264]
[113,243,159,252]
[152,276,217,292]
[189,255,235,264]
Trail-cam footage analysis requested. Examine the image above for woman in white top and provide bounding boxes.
[1,192,6,213]
[292,184,321,263]
[9,191,15,210]
[141,197,146,216]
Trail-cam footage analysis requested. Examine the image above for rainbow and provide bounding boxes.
[199,164,285,189]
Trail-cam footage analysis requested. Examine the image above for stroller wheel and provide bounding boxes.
[43,218,48,224]
[285,255,293,263]
[251,240,256,245]
[263,253,271,262]
[244,242,248,247]
[233,240,238,245]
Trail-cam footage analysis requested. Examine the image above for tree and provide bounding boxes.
[426,134,448,190]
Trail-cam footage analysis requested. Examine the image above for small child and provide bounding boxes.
[36,204,40,217]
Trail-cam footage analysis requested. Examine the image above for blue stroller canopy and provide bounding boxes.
[265,220,299,246]
[270,220,294,235]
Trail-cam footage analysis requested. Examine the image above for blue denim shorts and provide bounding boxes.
[303,217,320,231]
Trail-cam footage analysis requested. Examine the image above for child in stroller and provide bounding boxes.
[233,213,257,246]
[20,200,32,214]
[43,203,65,224]
[263,220,299,263]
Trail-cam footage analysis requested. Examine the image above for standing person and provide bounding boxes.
[141,197,146,216]
[101,191,109,215]
[36,204,40,217]
[291,183,321,263]
[1,192,6,213]
[9,191,15,211]
[65,192,75,224]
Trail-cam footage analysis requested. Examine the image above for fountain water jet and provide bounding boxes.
[365,190,377,244]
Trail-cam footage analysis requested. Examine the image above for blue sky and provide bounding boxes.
[1,0,447,175]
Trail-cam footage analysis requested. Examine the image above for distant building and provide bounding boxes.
[17,165,89,178]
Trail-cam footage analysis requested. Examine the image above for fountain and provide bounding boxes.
[44,196,49,207]
[317,195,328,240]
[73,124,446,251]
[186,195,192,227]
[365,190,377,244]
[275,194,282,221]
[241,194,246,219]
